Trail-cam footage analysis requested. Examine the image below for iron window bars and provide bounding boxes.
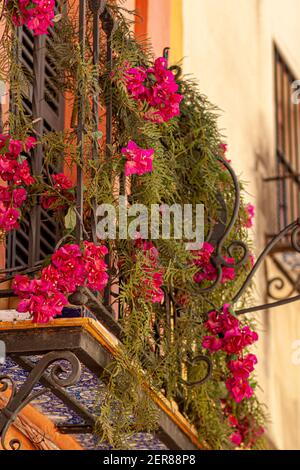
[265,47,300,239]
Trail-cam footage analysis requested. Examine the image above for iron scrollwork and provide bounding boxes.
[164,289,213,388]
[0,351,81,450]
[197,157,250,294]
[180,355,213,388]
[235,219,300,315]
[190,154,300,315]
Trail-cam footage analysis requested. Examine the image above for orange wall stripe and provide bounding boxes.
[135,0,148,38]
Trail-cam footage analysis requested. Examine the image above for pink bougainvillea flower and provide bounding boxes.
[244,203,255,228]
[230,431,243,447]
[223,328,245,355]
[12,274,32,298]
[249,253,255,267]
[202,335,223,353]
[25,136,37,151]
[228,415,239,428]
[13,242,109,323]
[0,187,10,204]
[205,310,224,335]
[0,134,10,152]
[134,239,164,304]
[135,238,159,265]
[221,304,240,330]
[224,402,265,448]
[83,241,109,291]
[202,304,259,404]
[40,264,60,289]
[193,242,214,266]
[13,188,27,207]
[41,173,75,211]
[122,140,154,177]
[145,57,183,122]
[51,244,86,293]
[0,136,32,232]
[228,354,258,380]
[124,66,148,100]
[16,281,68,324]
[52,173,74,190]
[0,156,16,180]
[124,57,183,123]
[220,143,228,154]
[0,205,20,231]
[226,376,254,403]
[192,242,236,285]
[241,326,259,347]
[8,139,22,157]
[40,193,57,210]
[51,244,82,268]
[7,0,56,36]
[218,143,232,166]
[204,305,258,355]
[144,270,165,303]
[13,160,35,186]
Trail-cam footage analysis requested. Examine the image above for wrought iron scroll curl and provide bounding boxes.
[197,157,250,294]
[0,351,81,450]
[180,355,212,388]
[267,275,295,301]
[234,219,300,315]
[164,289,213,389]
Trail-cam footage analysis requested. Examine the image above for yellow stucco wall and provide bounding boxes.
[170,0,183,64]
[183,0,300,450]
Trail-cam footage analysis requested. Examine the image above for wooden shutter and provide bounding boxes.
[6,2,65,269]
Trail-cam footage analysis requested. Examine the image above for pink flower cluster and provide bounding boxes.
[244,203,255,229]
[7,0,55,36]
[12,242,109,323]
[202,304,258,403]
[0,134,36,231]
[125,57,183,123]
[135,239,164,304]
[219,142,231,164]
[223,403,265,448]
[220,143,228,154]
[192,242,235,285]
[121,141,154,177]
[83,241,109,291]
[41,173,75,210]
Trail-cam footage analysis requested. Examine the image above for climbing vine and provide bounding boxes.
[0,1,267,450]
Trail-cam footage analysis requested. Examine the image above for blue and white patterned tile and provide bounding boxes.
[0,357,167,450]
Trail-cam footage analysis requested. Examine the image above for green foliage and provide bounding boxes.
[1,2,267,450]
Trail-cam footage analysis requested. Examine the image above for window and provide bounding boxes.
[274,47,300,233]
[6,3,65,269]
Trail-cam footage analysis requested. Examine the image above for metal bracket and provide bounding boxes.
[235,220,300,315]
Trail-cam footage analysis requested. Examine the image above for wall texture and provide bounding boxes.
[183,0,300,450]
